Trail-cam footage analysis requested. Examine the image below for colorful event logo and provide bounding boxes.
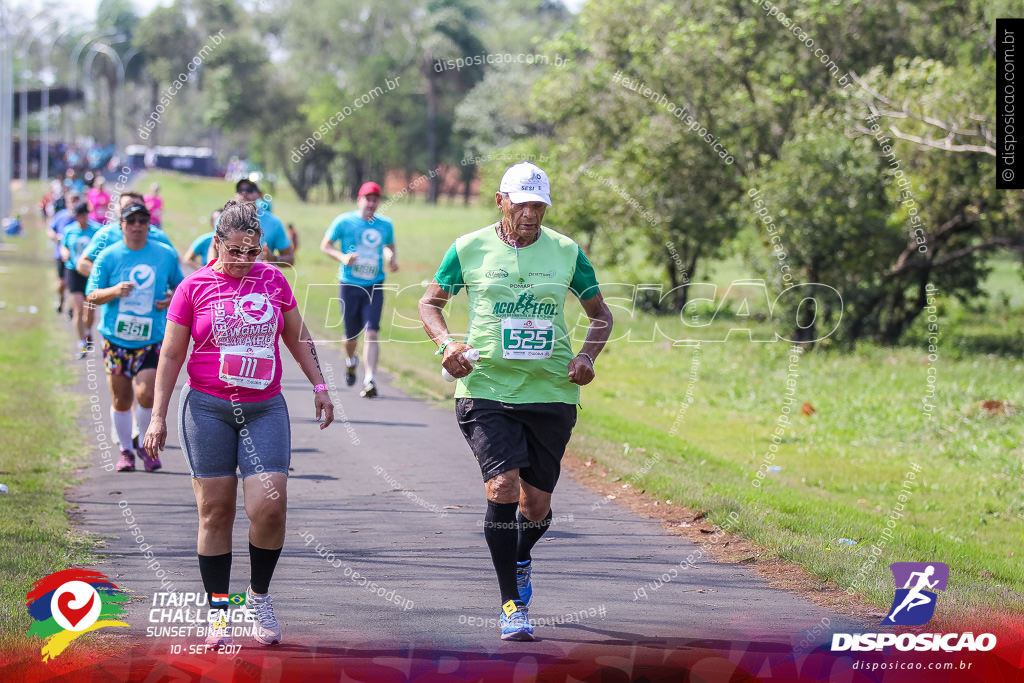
[883,562,949,626]
[26,569,129,661]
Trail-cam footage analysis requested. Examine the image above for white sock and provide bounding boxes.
[346,355,357,368]
[110,410,120,447]
[135,407,152,441]
[363,372,374,384]
[112,408,134,453]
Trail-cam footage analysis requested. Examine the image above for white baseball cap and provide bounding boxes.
[499,162,552,206]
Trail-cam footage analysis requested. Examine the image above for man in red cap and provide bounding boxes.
[320,181,397,397]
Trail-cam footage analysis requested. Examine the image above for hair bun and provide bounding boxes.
[215,199,263,240]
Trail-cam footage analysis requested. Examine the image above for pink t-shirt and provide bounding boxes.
[145,195,164,224]
[87,188,110,223]
[167,261,297,402]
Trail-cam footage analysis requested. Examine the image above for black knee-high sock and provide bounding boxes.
[198,552,231,609]
[516,509,552,563]
[249,542,282,594]
[484,500,521,605]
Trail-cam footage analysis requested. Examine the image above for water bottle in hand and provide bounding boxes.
[442,348,480,382]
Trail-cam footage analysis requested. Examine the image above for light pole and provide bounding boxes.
[68,29,117,144]
[0,3,13,220]
[37,25,78,182]
[70,29,117,91]
[19,71,26,186]
[1,6,49,212]
[84,41,125,159]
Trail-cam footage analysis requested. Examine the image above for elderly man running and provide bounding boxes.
[418,162,613,641]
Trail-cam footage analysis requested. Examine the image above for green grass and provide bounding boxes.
[7,170,1019,641]
[157,170,1024,619]
[0,190,96,650]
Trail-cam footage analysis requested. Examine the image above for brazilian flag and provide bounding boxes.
[229,593,246,606]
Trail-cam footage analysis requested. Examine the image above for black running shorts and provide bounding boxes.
[455,398,577,494]
[64,268,89,294]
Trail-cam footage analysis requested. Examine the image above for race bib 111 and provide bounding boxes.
[219,345,276,390]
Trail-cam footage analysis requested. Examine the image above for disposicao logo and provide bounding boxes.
[831,562,996,653]
[884,562,947,625]
[26,569,129,661]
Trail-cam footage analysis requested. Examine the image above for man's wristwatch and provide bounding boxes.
[577,352,595,366]
[436,337,457,356]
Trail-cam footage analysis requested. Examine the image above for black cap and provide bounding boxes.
[235,178,260,193]
[73,201,90,216]
[121,204,151,220]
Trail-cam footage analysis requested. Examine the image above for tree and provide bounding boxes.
[840,56,1024,343]
[485,0,1022,344]
[132,2,200,145]
[507,0,758,308]
[92,0,139,144]
[418,0,487,202]
[747,109,893,345]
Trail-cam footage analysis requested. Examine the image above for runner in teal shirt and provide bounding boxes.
[185,231,216,267]
[60,202,101,357]
[87,238,183,348]
[85,203,184,474]
[62,216,102,271]
[323,209,395,287]
[319,181,398,398]
[235,180,293,265]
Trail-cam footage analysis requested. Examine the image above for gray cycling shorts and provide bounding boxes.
[177,384,291,479]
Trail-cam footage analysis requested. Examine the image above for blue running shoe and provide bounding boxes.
[516,560,533,606]
[499,600,534,641]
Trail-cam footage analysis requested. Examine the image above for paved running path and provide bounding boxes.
[65,323,865,664]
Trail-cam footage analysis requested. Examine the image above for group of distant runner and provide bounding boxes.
[41,161,613,645]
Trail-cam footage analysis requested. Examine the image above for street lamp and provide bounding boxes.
[84,41,125,159]
[67,29,117,143]
[37,25,80,182]
[17,18,88,184]
[18,69,27,185]
[70,29,117,91]
[0,3,14,220]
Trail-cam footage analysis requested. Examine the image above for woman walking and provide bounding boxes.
[143,200,334,646]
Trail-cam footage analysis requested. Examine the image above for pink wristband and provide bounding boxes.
[313,383,328,393]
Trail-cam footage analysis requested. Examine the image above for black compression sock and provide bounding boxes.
[198,552,231,607]
[516,508,553,564]
[249,542,282,594]
[484,500,521,605]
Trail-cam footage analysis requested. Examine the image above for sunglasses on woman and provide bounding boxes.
[222,245,263,258]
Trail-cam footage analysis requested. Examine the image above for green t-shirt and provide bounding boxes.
[433,223,600,404]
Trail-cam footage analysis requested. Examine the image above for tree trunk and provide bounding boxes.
[348,156,364,200]
[793,265,818,345]
[325,169,336,204]
[148,81,160,145]
[283,167,310,202]
[108,72,118,146]
[666,243,696,312]
[425,65,439,204]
